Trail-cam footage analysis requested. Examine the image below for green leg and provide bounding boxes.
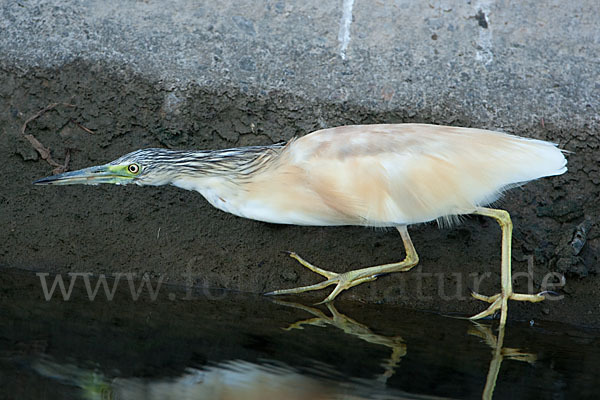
[469,207,545,326]
[265,226,419,303]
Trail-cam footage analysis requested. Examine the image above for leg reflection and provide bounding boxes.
[469,322,536,400]
[273,300,406,384]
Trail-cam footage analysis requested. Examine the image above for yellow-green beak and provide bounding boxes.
[34,165,135,186]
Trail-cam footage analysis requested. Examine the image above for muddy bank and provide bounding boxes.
[0,60,598,327]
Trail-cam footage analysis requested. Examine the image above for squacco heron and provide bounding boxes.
[35,124,567,325]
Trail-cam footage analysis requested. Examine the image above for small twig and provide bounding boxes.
[20,102,76,172]
[20,103,59,136]
[70,119,95,134]
[52,149,71,175]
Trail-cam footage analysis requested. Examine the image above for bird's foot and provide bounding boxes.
[264,252,379,303]
[469,290,546,324]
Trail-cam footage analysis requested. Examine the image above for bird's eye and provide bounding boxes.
[127,164,140,174]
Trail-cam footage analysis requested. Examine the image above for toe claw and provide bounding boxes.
[537,290,559,297]
[372,273,389,279]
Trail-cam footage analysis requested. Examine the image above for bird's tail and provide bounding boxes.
[507,137,568,183]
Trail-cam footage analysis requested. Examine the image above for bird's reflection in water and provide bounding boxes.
[26,303,539,400]
[27,302,413,400]
[273,300,406,384]
[31,355,446,400]
[469,322,537,400]
[32,357,336,400]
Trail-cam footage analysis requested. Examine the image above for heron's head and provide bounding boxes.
[34,148,192,187]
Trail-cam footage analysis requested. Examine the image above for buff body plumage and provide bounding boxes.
[183,124,565,227]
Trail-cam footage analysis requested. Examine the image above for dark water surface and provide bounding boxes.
[1,268,598,399]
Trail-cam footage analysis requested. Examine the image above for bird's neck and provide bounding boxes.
[159,143,287,183]
[171,175,246,216]
[151,143,289,216]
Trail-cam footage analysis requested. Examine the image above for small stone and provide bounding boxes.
[239,56,256,72]
[281,271,298,282]
[14,139,39,161]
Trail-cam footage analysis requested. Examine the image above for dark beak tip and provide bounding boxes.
[33,176,62,185]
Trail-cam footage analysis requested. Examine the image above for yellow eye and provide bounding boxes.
[127,164,140,174]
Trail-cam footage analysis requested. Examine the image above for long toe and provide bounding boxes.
[509,292,546,302]
[469,296,503,321]
[264,276,339,297]
[287,252,339,279]
[315,272,380,304]
[471,291,501,303]
[469,290,546,325]
[316,282,346,304]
